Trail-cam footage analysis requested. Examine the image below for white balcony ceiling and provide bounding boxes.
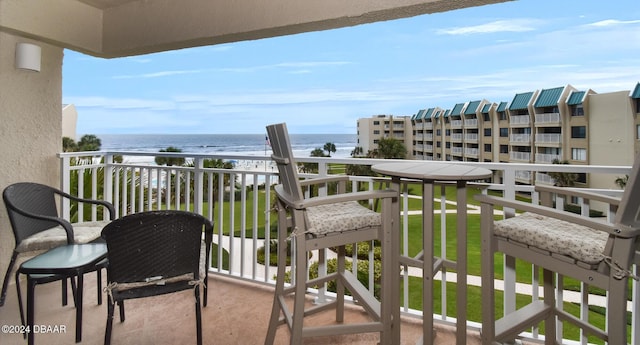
[1,0,510,58]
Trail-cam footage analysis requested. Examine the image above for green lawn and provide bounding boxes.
[204,182,621,343]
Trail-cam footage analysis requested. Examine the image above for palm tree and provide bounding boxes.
[77,134,102,151]
[375,137,407,159]
[323,142,336,157]
[547,159,578,187]
[615,175,628,189]
[155,146,186,166]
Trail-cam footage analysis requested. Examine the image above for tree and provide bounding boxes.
[375,137,407,159]
[323,142,336,157]
[155,146,185,166]
[62,137,78,152]
[615,175,628,189]
[350,146,364,157]
[299,148,326,173]
[77,134,101,151]
[345,146,373,177]
[547,159,578,187]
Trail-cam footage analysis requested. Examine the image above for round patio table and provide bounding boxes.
[372,162,492,345]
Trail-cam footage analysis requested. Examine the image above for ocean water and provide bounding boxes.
[98,133,357,158]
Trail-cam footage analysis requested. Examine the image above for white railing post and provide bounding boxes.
[193,157,204,214]
[60,155,72,219]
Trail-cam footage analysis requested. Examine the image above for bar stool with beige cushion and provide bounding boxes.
[477,154,640,345]
[264,123,400,345]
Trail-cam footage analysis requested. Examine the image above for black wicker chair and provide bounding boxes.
[2,182,115,307]
[101,210,214,345]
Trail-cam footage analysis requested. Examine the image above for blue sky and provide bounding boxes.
[63,0,640,135]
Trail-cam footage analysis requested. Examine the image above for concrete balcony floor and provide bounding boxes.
[0,272,482,345]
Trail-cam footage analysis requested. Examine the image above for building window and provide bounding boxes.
[436,142,441,148]
[572,148,587,161]
[499,112,507,121]
[446,142,451,148]
[445,129,451,136]
[373,121,380,125]
[484,144,491,152]
[499,128,508,137]
[500,145,509,154]
[373,130,380,135]
[436,129,441,136]
[483,113,490,121]
[571,126,586,138]
[571,105,584,116]
[484,128,492,136]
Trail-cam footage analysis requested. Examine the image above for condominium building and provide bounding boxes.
[356,115,413,158]
[364,82,640,190]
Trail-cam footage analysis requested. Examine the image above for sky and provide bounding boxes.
[63,0,640,135]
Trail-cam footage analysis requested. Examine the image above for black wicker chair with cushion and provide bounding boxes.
[478,153,640,345]
[101,210,214,345]
[2,182,115,307]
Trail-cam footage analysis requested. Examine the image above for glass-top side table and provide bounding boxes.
[17,243,108,344]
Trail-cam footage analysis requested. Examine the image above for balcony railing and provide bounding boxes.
[535,133,562,144]
[535,112,561,125]
[510,115,530,126]
[58,151,636,344]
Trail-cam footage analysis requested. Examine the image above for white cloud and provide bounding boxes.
[588,19,640,27]
[437,19,540,35]
[112,69,204,79]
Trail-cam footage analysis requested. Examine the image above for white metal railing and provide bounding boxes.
[464,118,478,127]
[510,151,531,161]
[58,151,635,344]
[464,133,478,141]
[510,133,531,143]
[464,147,478,157]
[510,115,530,125]
[535,112,561,124]
[535,153,562,163]
[536,133,562,144]
[451,120,463,127]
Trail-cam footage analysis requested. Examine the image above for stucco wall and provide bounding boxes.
[0,32,63,283]
[587,91,635,191]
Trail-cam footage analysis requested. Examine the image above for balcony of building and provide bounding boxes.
[509,115,530,126]
[535,133,562,145]
[1,151,636,345]
[535,113,561,126]
[509,134,531,144]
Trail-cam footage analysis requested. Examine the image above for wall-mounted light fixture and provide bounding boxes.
[15,42,41,72]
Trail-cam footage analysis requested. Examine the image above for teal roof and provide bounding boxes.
[424,108,435,119]
[567,91,586,105]
[497,101,508,112]
[450,103,465,116]
[509,92,534,111]
[443,109,451,117]
[415,109,426,120]
[481,103,492,113]
[534,86,563,108]
[464,101,481,115]
[434,109,443,118]
[632,83,640,99]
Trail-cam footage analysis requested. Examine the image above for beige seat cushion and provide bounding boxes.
[494,212,609,265]
[305,201,381,235]
[16,220,110,252]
